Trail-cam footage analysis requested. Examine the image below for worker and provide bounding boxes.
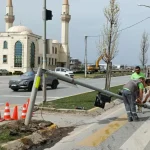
[122,77,145,122]
[142,79,150,103]
[131,66,145,79]
[131,66,145,112]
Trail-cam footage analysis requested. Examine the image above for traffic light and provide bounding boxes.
[94,92,112,109]
[46,9,53,20]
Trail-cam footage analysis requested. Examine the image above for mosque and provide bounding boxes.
[0,0,71,73]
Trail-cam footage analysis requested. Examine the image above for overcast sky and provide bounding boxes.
[0,0,150,65]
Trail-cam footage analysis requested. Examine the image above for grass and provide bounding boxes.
[0,120,52,145]
[0,127,29,145]
[42,85,123,110]
[74,72,132,79]
[74,72,104,79]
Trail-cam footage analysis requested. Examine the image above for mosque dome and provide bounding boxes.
[52,40,59,43]
[20,31,31,35]
[8,25,33,33]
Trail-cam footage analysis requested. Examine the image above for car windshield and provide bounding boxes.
[22,72,35,76]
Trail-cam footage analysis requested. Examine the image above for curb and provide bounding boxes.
[37,99,123,115]
[1,124,58,150]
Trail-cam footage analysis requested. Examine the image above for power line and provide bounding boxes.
[87,17,150,38]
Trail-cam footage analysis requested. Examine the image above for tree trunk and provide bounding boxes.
[107,62,112,90]
[105,62,109,90]
[105,62,112,90]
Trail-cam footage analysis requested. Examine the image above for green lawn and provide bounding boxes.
[74,72,132,79]
[41,85,123,110]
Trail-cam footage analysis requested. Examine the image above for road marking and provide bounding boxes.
[79,114,127,147]
[66,105,124,139]
[120,117,150,150]
[0,95,61,99]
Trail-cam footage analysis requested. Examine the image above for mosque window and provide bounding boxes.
[14,41,22,67]
[30,43,35,68]
[49,58,51,65]
[52,58,54,65]
[3,55,7,63]
[38,57,40,65]
[55,48,57,54]
[3,41,8,49]
[55,59,57,65]
[52,47,54,54]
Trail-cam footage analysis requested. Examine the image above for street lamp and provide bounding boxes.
[43,0,47,103]
[84,36,88,78]
[84,35,99,78]
[43,0,53,102]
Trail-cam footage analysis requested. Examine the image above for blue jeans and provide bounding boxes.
[122,89,137,117]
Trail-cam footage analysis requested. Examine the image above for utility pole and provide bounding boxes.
[43,0,47,103]
[84,36,87,78]
[25,67,42,125]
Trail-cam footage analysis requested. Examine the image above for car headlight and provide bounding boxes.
[19,80,28,85]
[23,81,28,85]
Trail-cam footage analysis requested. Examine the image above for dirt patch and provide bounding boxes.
[0,119,53,145]
[29,126,75,150]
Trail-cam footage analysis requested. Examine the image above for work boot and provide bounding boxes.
[128,117,133,122]
[133,114,139,122]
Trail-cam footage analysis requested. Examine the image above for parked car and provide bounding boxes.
[9,71,59,91]
[55,67,74,78]
[0,69,9,75]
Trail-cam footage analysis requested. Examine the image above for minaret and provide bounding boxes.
[61,0,71,68]
[5,0,15,32]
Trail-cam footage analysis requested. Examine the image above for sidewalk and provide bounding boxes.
[32,110,93,127]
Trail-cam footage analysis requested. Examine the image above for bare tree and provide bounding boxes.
[140,31,149,73]
[97,0,120,90]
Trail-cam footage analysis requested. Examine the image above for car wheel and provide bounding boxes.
[13,89,18,91]
[28,82,33,91]
[51,80,58,89]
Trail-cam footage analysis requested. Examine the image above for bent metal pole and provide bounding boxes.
[25,67,42,126]
[44,69,123,100]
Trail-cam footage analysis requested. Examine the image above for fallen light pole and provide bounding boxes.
[25,67,150,125]
[46,70,123,99]
[25,68,42,125]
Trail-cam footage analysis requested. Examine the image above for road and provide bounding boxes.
[0,75,130,107]
[43,103,150,150]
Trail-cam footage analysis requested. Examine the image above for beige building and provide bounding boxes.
[0,0,71,73]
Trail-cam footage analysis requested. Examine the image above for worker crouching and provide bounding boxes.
[122,77,145,122]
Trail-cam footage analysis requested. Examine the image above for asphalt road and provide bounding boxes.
[0,75,130,107]
[43,103,150,150]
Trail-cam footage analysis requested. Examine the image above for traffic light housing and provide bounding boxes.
[46,9,53,20]
[94,92,112,109]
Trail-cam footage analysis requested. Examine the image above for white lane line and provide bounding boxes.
[0,95,61,99]
[120,117,150,150]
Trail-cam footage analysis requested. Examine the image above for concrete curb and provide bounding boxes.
[37,99,123,115]
[1,124,58,150]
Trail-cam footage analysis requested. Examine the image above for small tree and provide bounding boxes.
[140,31,149,74]
[97,0,120,90]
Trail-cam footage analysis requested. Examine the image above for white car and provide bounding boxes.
[55,67,74,78]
